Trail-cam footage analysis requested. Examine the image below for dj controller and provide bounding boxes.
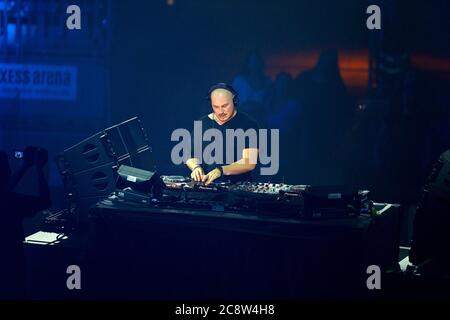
[110,175,371,219]
[162,175,306,194]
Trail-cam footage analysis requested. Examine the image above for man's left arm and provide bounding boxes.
[202,148,258,185]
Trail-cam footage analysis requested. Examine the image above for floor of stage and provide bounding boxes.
[20,215,450,300]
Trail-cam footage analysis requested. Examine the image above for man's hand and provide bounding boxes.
[190,166,204,182]
[202,167,222,185]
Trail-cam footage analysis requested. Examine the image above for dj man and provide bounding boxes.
[186,83,259,185]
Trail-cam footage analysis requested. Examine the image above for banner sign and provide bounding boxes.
[0,63,77,101]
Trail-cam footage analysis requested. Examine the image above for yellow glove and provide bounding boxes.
[202,167,222,185]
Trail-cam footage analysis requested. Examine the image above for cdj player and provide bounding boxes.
[109,175,372,219]
[107,176,369,219]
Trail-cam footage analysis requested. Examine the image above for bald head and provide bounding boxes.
[210,88,234,101]
[210,88,236,125]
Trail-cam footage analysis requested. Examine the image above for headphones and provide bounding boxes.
[206,83,239,106]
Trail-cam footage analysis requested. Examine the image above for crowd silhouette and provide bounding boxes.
[230,50,450,208]
[0,147,51,299]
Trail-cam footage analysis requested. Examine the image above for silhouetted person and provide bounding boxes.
[266,72,302,183]
[0,151,11,192]
[375,51,445,204]
[409,150,450,278]
[232,52,273,125]
[0,147,51,299]
[295,49,354,186]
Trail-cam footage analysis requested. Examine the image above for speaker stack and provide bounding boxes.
[56,117,155,223]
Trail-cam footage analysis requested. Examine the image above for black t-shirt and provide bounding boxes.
[192,111,259,183]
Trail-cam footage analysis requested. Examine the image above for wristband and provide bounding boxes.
[216,166,224,176]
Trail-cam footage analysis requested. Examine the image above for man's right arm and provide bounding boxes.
[186,158,204,182]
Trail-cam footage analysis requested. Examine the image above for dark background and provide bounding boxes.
[1,0,449,206]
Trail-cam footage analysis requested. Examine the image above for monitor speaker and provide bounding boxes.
[62,162,118,199]
[56,117,155,218]
[60,131,114,174]
[116,164,164,197]
[105,117,151,160]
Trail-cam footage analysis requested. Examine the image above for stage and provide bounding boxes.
[23,200,401,299]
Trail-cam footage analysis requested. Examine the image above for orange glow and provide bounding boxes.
[411,54,450,72]
[265,50,369,94]
[266,49,450,96]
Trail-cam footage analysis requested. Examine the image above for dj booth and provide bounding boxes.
[53,117,402,299]
[85,199,401,299]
